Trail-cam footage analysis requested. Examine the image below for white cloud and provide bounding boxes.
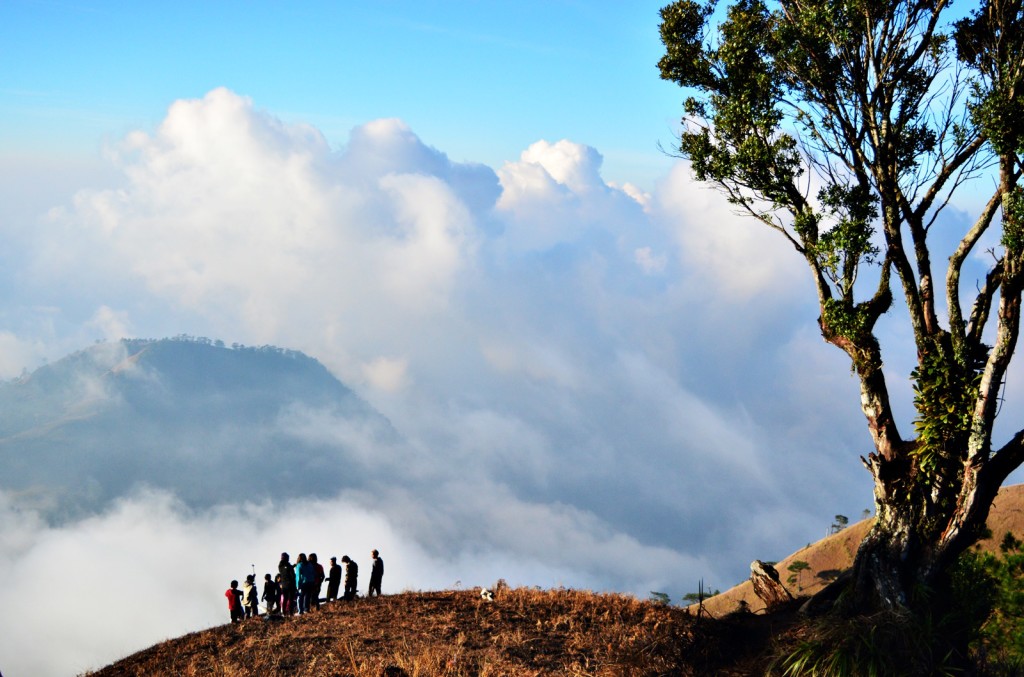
[376,172,474,313]
[479,338,583,388]
[0,88,895,673]
[653,162,805,301]
[360,355,409,393]
[87,305,132,340]
[0,489,399,677]
[517,139,606,193]
[495,138,650,253]
[634,245,667,274]
[40,90,495,383]
[0,331,46,379]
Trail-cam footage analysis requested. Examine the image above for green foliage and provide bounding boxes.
[1002,188,1024,254]
[649,591,671,605]
[661,0,804,212]
[956,533,1024,669]
[820,298,871,343]
[970,87,1024,158]
[910,339,983,483]
[956,5,1024,158]
[681,588,721,604]
[786,560,811,591]
[810,184,880,295]
[657,1,716,89]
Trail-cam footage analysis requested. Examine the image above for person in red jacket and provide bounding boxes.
[225,580,244,623]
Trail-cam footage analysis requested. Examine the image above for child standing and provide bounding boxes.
[225,580,244,623]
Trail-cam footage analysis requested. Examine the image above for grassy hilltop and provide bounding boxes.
[84,586,797,676]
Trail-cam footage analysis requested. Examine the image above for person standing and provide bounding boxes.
[262,573,280,615]
[368,549,384,597]
[278,552,296,616]
[309,553,325,610]
[225,580,244,623]
[341,555,359,600]
[326,556,342,602]
[296,553,314,614]
[275,574,287,614]
[242,574,259,619]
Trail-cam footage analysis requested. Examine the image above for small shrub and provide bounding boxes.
[768,610,960,677]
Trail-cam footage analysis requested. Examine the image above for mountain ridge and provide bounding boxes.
[0,337,395,517]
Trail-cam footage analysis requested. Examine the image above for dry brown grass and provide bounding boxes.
[699,484,1024,618]
[83,586,800,676]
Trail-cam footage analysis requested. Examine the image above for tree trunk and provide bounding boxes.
[750,559,794,611]
[846,512,937,614]
[821,467,997,622]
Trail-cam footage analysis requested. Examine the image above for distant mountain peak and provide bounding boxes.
[0,337,395,517]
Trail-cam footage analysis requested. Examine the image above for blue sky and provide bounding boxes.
[2,1,680,187]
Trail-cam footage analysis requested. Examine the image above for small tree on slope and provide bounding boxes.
[658,0,1024,624]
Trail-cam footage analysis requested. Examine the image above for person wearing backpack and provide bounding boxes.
[242,574,259,619]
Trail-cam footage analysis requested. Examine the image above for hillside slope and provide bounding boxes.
[85,587,793,677]
[697,483,1024,616]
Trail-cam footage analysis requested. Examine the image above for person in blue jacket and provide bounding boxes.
[295,553,315,614]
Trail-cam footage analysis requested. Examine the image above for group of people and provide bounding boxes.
[225,549,384,623]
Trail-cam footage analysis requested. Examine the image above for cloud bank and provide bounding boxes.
[0,88,888,675]
[0,486,709,676]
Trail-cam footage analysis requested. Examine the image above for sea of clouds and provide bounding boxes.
[1,88,1006,675]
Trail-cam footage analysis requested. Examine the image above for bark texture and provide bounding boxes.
[750,560,794,611]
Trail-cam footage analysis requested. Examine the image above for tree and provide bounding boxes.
[658,0,1024,627]
[830,514,849,534]
[682,588,721,604]
[649,590,672,605]
[787,559,812,591]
